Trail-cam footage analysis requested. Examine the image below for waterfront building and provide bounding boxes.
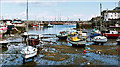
[101,1,120,25]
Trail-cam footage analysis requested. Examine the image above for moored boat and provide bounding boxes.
[67,27,86,47]
[0,21,7,34]
[20,46,38,63]
[47,23,53,27]
[116,36,120,45]
[67,35,86,47]
[102,30,119,38]
[12,19,25,27]
[92,36,107,45]
[109,23,120,28]
[56,31,68,40]
[32,24,38,27]
[0,40,9,47]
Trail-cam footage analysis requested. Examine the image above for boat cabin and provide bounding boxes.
[28,34,40,46]
[13,19,23,24]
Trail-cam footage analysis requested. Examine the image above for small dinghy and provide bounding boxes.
[20,46,38,63]
[116,36,120,45]
[56,31,68,40]
[92,36,107,45]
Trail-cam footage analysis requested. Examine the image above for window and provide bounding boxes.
[111,15,112,17]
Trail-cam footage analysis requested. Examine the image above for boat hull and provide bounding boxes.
[21,51,37,59]
[103,34,119,38]
[56,35,67,40]
[68,39,86,47]
[117,41,120,45]
[0,43,8,47]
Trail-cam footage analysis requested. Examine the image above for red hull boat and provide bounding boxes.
[102,30,119,38]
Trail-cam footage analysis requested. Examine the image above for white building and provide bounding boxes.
[102,10,120,21]
[101,1,120,21]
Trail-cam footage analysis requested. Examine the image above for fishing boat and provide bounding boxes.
[56,31,68,40]
[116,36,120,45]
[92,36,107,45]
[67,23,86,47]
[102,30,119,38]
[68,35,86,47]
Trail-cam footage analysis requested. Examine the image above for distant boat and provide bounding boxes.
[47,23,53,27]
[56,31,68,40]
[12,19,25,27]
[3,19,14,30]
[0,21,7,34]
[32,24,38,27]
[116,36,120,45]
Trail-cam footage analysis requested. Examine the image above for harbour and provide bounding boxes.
[0,25,119,66]
[0,0,120,66]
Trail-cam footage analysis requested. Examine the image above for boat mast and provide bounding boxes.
[100,3,102,31]
[0,0,1,20]
[26,0,28,31]
[79,19,82,40]
[26,0,29,46]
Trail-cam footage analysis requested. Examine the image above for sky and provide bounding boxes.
[0,0,120,21]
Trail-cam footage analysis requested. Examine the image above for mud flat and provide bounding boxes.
[87,45,119,55]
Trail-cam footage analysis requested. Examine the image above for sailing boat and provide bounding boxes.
[20,0,37,63]
[67,21,86,47]
[91,3,107,45]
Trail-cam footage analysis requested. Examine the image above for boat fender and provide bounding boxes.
[84,50,86,53]
[69,41,70,43]
[77,44,78,46]
[115,48,117,51]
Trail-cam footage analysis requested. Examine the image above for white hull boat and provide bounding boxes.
[21,46,38,59]
[116,36,120,45]
[0,40,9,47]
[92,36,107,45]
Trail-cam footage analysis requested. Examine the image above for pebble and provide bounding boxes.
[87,62,90,65]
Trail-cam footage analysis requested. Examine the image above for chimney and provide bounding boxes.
[119,1,120,7]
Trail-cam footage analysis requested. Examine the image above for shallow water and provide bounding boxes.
[0,25,119,66]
